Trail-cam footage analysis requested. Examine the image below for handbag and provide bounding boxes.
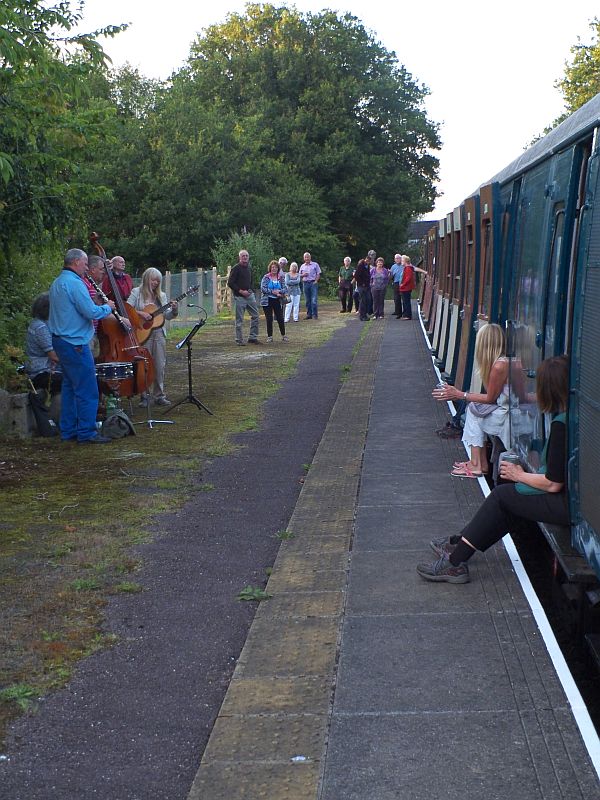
[469,401,497,418]
[280,294,291,306]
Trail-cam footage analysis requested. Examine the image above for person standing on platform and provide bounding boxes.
[299,252,321,319]
[101,255,133,303]
[418,355,569,584]
[128,268,178,407]
[399,255,416,319]
[338,257,354,313]
[260,260,288,343]
[284,262,302,324]
[48,248,116,444]
[227,249,260,345]
[371,257,390,319]
[354,258,371,321]
[390,254,405,318]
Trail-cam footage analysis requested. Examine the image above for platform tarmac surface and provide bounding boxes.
[189,309,600,799]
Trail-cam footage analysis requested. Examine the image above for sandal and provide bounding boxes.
[451,463,483,479]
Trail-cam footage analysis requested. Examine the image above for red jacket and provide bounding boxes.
[399,264,415,292]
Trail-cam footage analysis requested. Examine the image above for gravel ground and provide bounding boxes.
[0,320,363,800]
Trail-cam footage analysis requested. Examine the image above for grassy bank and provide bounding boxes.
[0,303,351,744]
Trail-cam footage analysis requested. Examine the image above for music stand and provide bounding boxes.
[163,320,213,416]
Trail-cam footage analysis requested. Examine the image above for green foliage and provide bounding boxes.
[237,585,273,601]
[211,230,275,276]
[275,529,295,540]
[556,18,600,116]
[0,683,37,710]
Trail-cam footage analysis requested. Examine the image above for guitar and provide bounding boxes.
[135,284,200,344]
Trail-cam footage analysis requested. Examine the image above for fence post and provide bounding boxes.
[212,267,218,314]
[165,270,172,333]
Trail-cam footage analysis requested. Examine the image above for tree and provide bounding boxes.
[0,1,125,386]
[556,18,600,116]
[184,3,440,261]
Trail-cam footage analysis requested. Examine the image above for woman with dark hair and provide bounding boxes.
[418,355,570,584]
[260,260,288,343]
[25,292,62,394]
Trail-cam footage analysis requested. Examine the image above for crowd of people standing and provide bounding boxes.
[227,248,424,344]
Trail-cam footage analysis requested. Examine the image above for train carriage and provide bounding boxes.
[423,92,600,579]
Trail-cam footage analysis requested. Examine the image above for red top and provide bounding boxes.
[399,264,415,292]
[102,272,133,302]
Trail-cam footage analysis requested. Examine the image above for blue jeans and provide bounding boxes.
[52,336,99,441]
[303,281,319,318]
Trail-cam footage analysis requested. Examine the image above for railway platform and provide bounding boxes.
[188,307,600,799]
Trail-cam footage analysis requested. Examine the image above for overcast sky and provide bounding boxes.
[76,1,599,219]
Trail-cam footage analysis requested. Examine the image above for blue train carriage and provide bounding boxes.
[488,92,600,579]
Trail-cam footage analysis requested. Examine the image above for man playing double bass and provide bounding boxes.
[101,255,133,302]
[49,249,117,444]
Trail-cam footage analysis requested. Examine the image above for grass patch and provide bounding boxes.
[113,582,143,594]
[237,585,272,602]
[275,529,295,541]
[0,301,354,745]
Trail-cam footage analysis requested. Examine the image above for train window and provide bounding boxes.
[543,206,565,357]
[480,222,492,317]
[509,164,552,376]
[465,224,475,302]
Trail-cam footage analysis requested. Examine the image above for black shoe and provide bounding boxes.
[247,339,262,344]
[79,435,112,445]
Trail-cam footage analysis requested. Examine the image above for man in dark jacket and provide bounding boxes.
[227,249,260,345]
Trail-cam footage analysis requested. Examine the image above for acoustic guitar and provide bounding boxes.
[135,284,200,344]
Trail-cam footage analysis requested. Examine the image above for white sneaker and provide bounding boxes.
[266,336,273,343]
[282,335,289,342]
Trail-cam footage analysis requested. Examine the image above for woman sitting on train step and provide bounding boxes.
[418,355,569,584]
[433,323,524,478]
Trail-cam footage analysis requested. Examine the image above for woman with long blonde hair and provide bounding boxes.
[128,268,178,407]
[433,323,520,477]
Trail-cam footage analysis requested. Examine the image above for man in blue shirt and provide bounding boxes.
[389,253,405,318]
[49,249,116,443]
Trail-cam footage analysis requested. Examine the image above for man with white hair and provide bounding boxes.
[227,249,260,345]
[299,251,321,319]
[49,248,116,443]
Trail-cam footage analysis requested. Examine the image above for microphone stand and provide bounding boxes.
[163,314,213,416]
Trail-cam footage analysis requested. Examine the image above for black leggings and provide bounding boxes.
[262,297,285,337]
[450,483,569,565]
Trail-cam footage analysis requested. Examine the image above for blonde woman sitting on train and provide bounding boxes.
[433,323,524,478]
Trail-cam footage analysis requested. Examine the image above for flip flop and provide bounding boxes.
[451,463,483,478]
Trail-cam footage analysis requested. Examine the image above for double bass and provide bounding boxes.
[89,233,155,398]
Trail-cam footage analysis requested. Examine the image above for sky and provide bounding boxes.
[75,1,599,220]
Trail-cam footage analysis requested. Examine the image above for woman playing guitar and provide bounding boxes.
[127,268,178,407]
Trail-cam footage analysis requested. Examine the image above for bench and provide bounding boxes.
[538,523,598,584]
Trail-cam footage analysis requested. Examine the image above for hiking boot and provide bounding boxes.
[429,536,456,557]
[416,554,469,584]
